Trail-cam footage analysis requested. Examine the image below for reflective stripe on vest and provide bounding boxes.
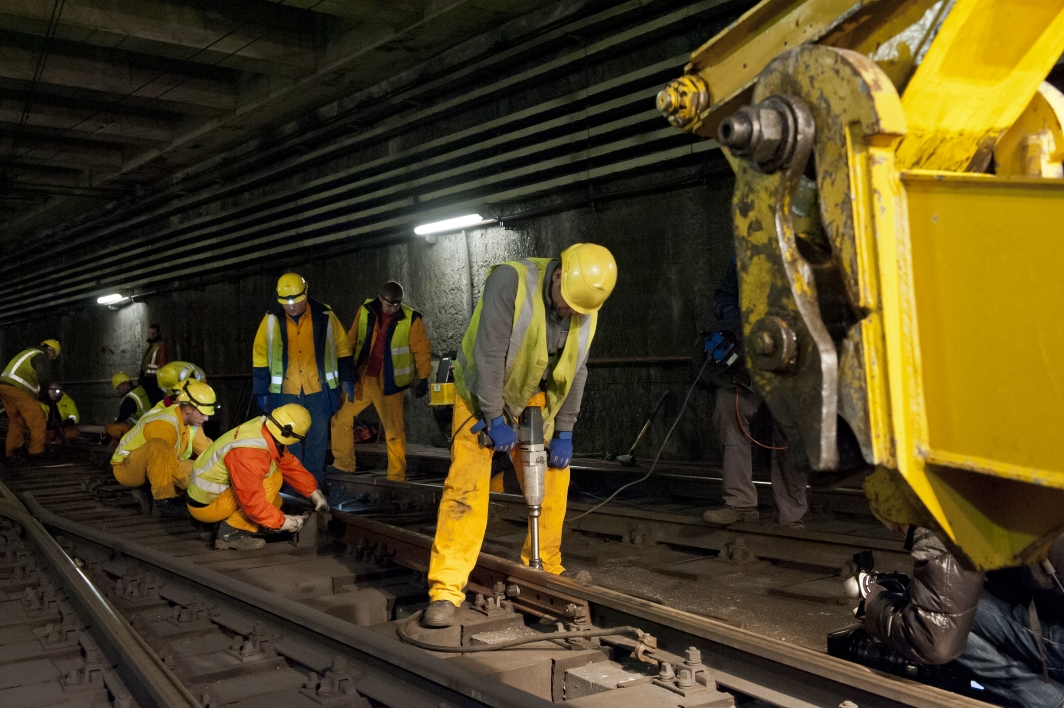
[265,313,340,393]
[142,342,164,374]
[111,405,195,465]
[1,349,42,394]
[188,418,272,504]
[455,258,596,435]
[354,300,416,389]
[124,387,151,424]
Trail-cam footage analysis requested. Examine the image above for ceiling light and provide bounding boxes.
[96,293,127,305]
[414,213,494,235]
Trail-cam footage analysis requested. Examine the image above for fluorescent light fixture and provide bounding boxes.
[96,293,127,305]
[414,213,494,235]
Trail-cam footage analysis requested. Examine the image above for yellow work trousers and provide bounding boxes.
[45,425,79,445]
[188,472,284,533]
[0,385,46,456]
[427,392,570,607]
[112,438,192,501]
[104,422,131,447]
[330,373,407,481]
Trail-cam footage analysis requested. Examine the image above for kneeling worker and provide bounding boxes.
[42,382,79,443]
[0,339,60,459]
[423,243,617,628]
[105,373,151,445]
[187,404,329,551]
[112,380,216,517]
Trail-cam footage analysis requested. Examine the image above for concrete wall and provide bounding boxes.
[0,179,739,461]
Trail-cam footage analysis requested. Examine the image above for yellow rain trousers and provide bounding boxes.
[427,392,570,607]
[0,384,46,456]
[188,471,284,533]
[112,438,192,500]
[330,373,407,481]
[104,422,131,447]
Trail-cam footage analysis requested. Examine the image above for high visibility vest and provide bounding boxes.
[123,386,151,424]
[41,393,79,424]
[187,417,272,505]
[353,299,417,391]
[111,404,196,465]
[141,341,165,375]
[1,348,44,395]
[263,303,340,393]
[455,258,596,436]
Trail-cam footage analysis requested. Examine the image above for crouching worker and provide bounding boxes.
[186,404,329,552]
[105,373,150,446]
[112,380,215,517]
[42,382,80,443]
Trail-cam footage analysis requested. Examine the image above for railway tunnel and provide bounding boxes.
[0,1,1060,706]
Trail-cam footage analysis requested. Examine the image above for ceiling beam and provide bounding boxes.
[0,0,318,77]
[262,0,424,27]
[0,100,173,145]
[0,137,125,171]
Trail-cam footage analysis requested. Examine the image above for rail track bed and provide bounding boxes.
[0,451,989,708]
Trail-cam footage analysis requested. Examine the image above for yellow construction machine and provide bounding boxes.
[659,0,1064,571]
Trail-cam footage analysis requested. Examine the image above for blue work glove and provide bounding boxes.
[342,381,355,401]
[548,431,573,469]
[414,378,429,399]
[470,416,517,452]
[257,395,270,412]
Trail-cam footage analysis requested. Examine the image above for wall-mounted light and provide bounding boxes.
[96,293,129,306]
[414,213,495,237]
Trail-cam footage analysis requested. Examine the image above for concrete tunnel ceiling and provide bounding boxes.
[0,0,574,239]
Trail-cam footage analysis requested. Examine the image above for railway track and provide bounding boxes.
[2,452,991,708]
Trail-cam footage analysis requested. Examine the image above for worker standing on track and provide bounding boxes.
[152,361,206,409]
[42,382,79,443]
[0,339,60,460]
[422,243,617,628]
[140,324,168,404]
[105,373,151,445]
[111,380,216,518]
[701,257,807,528]
[253,273,354,488]
[330,280,432,481]
[187,404,330,551]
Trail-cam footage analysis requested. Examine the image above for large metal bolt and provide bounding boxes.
[748,316,798,372]
[676,668,695,688]
[684,646,702,665]
[658,662,675,680]
[754,330,775,356]
[718,95,809,173]
[657,75,710,131]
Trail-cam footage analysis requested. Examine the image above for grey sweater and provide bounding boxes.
[472,260,588,432]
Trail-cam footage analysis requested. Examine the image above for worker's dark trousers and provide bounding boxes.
[272,390,331,486]
[955,590,1064,706]
[712,386,808,525]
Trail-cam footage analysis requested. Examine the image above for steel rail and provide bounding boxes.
[0,488,199,708]
[20,491,554,708]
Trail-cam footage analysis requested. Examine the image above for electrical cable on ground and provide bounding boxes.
[398,610,643,652]
[565,354,712,523]
[735,386,787,450]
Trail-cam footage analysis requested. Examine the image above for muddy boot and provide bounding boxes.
[421,600,458,628]
[214,522,266,551]
[130,487,152,515]
[702,506,759,525]
[153,497,189,520]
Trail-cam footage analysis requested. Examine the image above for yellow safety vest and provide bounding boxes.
[455,258,595,435]
[41,393,79,423]
[111,404,196,465]
[141,341,165,375]
[1,348,44,395]
[187,417,272,505]
[353,299,417,390]
[263,308,340,393]
[123,386,151,424]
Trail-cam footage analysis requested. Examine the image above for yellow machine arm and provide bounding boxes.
[659,0,1064,571]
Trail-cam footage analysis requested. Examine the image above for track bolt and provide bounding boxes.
[658,662,675,680]
[677,668,695,688]
[685,646,702,665]
[304,671,319,690]
[506,584,521,598]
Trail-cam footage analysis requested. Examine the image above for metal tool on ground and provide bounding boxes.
[616,390,669,466]
[516,405,548,570]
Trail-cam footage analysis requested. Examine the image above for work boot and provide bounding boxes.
[702,506,759,525]
[214,522,266,552]
[421,600,458,628]
[560,568,593,585]
[130,487,152,515]
[153,497,189,520]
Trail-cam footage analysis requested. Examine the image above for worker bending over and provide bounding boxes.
[112,380,215,517]
[423,243,617,628]
[187,404,329,551]
[42,382,79,443]
[105,373,150,445]
[0,339,60,459]
[153,361,206,408]
[331,280,432,481]
[253,273,354,486]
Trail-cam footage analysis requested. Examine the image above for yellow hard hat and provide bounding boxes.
[112,372,132,389]
[176,380,216,416]
[41,339,61,356]
[265,403,311,445]
[157,361,205,394]
[276,273,308,305]
[559,243,617,314]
